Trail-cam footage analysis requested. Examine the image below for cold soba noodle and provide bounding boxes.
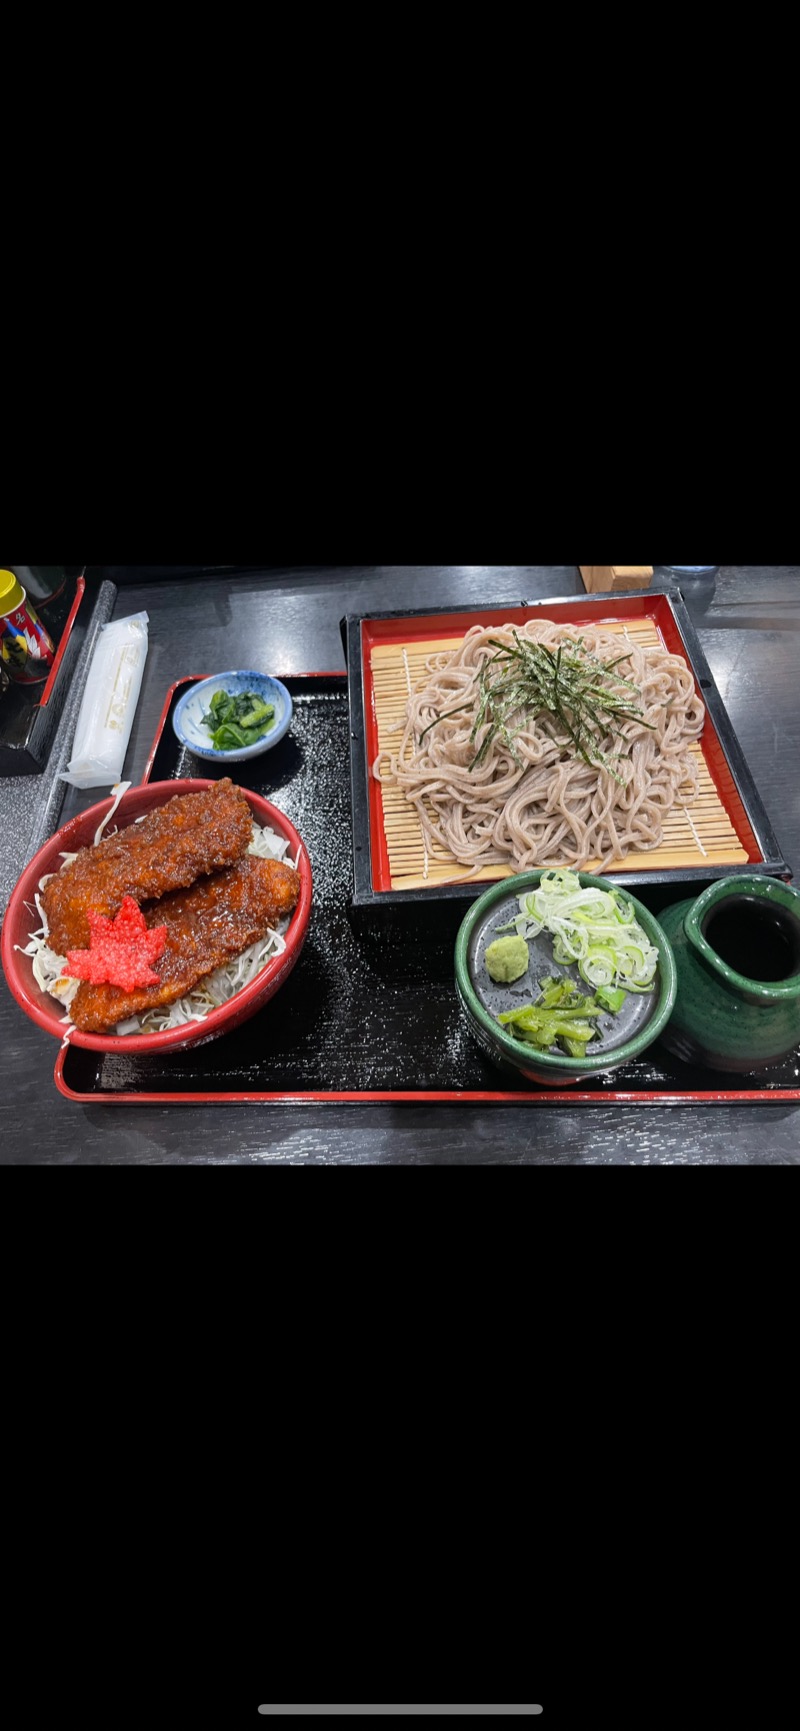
[383,620,706,873]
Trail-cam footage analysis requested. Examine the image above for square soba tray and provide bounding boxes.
[341,586,789,909]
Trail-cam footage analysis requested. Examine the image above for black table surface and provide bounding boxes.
[2,564,799,1164]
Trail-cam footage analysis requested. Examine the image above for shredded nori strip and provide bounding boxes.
[418,630,656,785]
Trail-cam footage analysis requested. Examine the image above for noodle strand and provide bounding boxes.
[387,620,705,872]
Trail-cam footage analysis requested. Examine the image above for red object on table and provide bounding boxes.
[1,780,312,1055]
[65,896,167,989]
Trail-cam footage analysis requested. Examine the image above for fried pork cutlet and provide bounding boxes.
[42,779,254,955]
[69,855,301,1033]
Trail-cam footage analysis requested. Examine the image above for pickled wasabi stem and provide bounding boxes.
[498,975,603,1057]
[500,868,658,993]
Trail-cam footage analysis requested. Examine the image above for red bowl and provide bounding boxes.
[1,780,312,1055]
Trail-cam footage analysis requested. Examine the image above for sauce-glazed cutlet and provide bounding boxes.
[42,779,254,955]
[70,855,300,1033]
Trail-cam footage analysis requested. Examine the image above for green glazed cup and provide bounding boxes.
[659,875,800,1072]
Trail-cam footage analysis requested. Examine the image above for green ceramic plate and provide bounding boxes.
[455,871,678,1085]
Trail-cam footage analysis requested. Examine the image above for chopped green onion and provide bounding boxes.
[507,869,658,995]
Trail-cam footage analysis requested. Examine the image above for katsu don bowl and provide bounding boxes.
[1,779,312,1055]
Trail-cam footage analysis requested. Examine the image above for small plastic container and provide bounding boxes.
[660,566,720,577]
[0,568,56,684]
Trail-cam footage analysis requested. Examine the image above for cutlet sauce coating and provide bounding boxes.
[42,779,254,954]
[70,855,301,1033]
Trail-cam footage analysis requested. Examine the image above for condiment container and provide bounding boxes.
[659,876,800,1071]
[0,569,56,684]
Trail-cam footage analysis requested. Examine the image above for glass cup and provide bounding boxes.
[9,565,68,604]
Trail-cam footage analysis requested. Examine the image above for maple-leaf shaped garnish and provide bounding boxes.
[65,895,167,989]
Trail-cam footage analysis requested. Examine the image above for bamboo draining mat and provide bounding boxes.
[370,619,749,891]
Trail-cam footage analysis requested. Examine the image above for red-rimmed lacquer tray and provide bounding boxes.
[343,586,789,907]
[54,672,800,1106]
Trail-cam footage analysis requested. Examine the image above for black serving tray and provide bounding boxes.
[55,674,800,1105]
[341,585,790,907]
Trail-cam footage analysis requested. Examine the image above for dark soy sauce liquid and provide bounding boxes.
[703,895,800,982]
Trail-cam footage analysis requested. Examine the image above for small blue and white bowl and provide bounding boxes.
[172,671,293,763]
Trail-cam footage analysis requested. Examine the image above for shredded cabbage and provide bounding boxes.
[17,820,299,1038]
[503,868,658,993]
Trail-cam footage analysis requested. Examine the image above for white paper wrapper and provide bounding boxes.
[60,612,149,789]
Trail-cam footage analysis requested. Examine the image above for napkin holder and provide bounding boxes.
[0,570,88,775]
[579,565,654,593]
